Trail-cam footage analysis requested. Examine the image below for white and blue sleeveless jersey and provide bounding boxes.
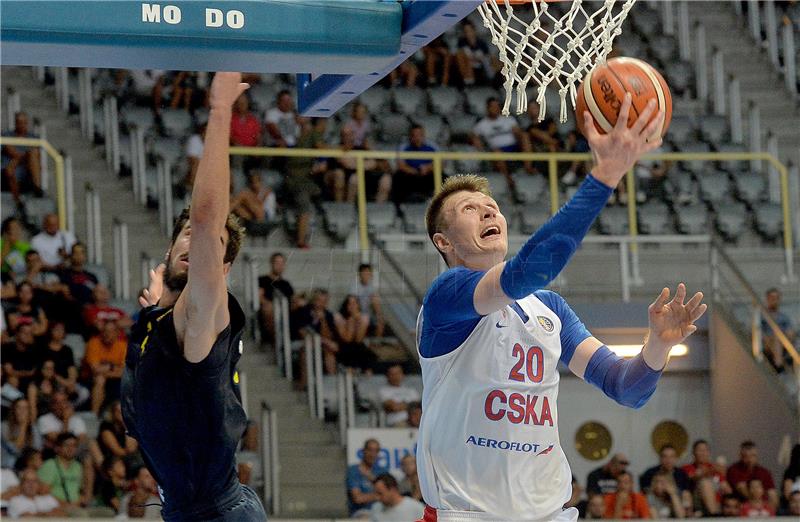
[416,267,591,521]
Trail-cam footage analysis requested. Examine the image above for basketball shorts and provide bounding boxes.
[417,506,579,522]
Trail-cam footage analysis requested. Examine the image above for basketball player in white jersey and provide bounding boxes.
[416,97,707,522]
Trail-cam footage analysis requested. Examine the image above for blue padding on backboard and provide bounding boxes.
[0,1,402,74]
[298,0,483,116]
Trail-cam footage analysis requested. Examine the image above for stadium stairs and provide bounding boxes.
[688,2,800,166]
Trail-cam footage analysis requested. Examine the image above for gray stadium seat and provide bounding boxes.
[65,333,86,363]
[699,115,730,145]
[401,203,428,234]
[248,83,279,112]
[445,144,481,174]
[733,171,766,205]
[753,203,783,241]
[649,35,679,65]
[716,143,749,173]
[637,201,673,235]
[666,115,696,147]
[631,6,660,35]
[393,88,426,116]
[715,203,748,241]
[664,169,696,205]
[121,106,155,134]
[160,109,193,137]
[518,204,550,235]
[675,204,709,235]
[679,143,712,175]
[366,203,399,234]
[150,137,184,166]
[23,196,57,227]
[87,264,110,287]
[428,86,462,116]
[359,87,392,115]
[446,114,479,142]
[414,114,448,145]
[697,169,731,205]
[598,206,629,235]
[379,114,410,143]
[1,193,16,221]
[483,172,511,202]
[613,34,646,57]
[355,374,387,413]
[664,61,694,95]
[465,87,499,116]
[514,173,547,204]
[322,202,356,240]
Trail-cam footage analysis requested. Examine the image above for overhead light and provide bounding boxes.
[608,344,688,358]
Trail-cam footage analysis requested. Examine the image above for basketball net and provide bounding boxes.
[477,0,637,122]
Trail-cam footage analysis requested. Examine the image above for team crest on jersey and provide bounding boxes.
[537,316,555,333]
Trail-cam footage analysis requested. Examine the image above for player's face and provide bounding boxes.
[165,221,230,292]
[437,191,507,270]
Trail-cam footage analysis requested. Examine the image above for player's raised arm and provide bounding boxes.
[563,283,707,408]
[174,72,249,363]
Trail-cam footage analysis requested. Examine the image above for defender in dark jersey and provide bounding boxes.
[121,72,267,521]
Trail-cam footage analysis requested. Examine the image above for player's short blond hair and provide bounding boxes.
[425,175,493,264]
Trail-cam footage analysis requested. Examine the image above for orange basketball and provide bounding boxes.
[575,57,672,141]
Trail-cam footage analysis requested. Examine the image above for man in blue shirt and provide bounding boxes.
[395,125,437,203]
[346,438,389,517]
[761,287,796,373]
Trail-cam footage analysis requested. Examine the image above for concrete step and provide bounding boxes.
[281,456,347,486]
[279,442,344,460]
[280,484,348,518]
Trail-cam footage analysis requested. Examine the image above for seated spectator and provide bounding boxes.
[584,493,606,519]
[12,447,43,476]
[586,453,629,495]
[163,71,202,112]
[346,438,388,518]
[566,475,587,518]
[83,284,133,337]
[333,295,377,373]
[127,69,166,113]
[422,36,453,86]
[455,21,495,87]
[19,250,70,315]
[639,444,692,508]
[394,125,437,204]
[343,102,373,150]
[30,214,76,271]
[779,489,800,517]
[258,252,295,342]
[727,440,779,509]
[230,172,276,234]
[237,420,261,488]
[59,242,98,307]
[388,61,420,88]
[120,465,161,519]
[284,117,323,248]
[1,323,39,391]
[783,444,800,510]
[1,398,39,464]
[407,402,422,429]
[647,471,685,518]
[1,217,30,278]
[37,432,86,507]
[634,148,672,203]
[603,471,650,519]
[7,468,65,519]
[84,319,126,414]
[740,479,775,517]
[471,97,535,189]
[96,401,139,468]
[682,439,731,516]
[27,360,59,420]
[762,287,796,373]
[95,455,128,513]
[264,89,300,149]
[1,112,42,204]
[36,391,87,457]
[562,130,592,187]
[350,263,385,337]
[296,289,339,374]
[5,282,48,337]
[398,454,422,502]
[721,493,741,517]
[230,93,262,173]
[37,322,88,409]
[379,365,420,427]
[370,473,425,521]
[334,127,391,204]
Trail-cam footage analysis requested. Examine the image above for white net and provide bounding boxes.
[477,0,637,122]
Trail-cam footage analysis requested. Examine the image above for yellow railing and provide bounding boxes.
[0,137,66,227]
[231,147,794,268]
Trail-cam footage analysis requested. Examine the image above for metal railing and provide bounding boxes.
[84,183,102,265]
[157,158,174,235]
[112,218,130,300]
[260,401,279,516]
[273,291,293,381]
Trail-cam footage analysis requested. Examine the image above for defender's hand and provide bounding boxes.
[644,283,707,369]
[139,263,165,307]
[583,93,664,188]
[209,72,250,111]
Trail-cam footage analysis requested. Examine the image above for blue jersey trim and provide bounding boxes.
[534,290,592,366]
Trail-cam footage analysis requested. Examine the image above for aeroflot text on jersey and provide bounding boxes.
[466,436,555,455]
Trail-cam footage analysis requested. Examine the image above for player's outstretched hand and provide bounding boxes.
[647,283,707,350]
[139,263,166,308]
[583,92,664,189]
[210,72,250,111]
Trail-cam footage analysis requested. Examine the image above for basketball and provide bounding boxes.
[575,57,672,141]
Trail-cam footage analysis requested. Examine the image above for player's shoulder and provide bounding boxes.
[532,289,567,311]
[423,266,481,305]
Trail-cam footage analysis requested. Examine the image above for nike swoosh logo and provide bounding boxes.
[495,322,508,328]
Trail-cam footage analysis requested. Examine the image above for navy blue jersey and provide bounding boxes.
[121,293,248,516]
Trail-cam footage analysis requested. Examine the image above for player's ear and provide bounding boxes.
[222,262,232,276]
[433,232,452,256]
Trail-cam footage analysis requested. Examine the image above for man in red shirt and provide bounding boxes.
[682,439,732,515]
[726,441,778,510]
[230,94,261,148]
[83,284,132,337]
